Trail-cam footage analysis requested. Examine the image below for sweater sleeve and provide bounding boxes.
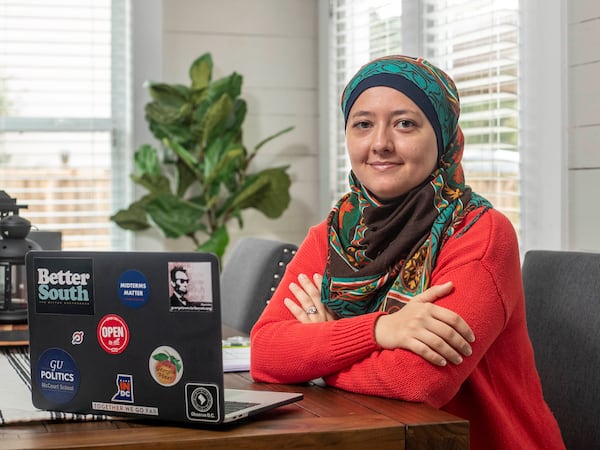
[250,209,522,408]
[250,220,384,383]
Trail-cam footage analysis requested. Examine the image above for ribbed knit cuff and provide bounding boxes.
[328,311,386,365]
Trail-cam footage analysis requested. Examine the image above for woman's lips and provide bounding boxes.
[368,161,400,171]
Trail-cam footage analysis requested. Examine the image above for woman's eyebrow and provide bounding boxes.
[349,108,421,119]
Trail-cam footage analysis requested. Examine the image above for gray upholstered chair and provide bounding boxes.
[220,237,298,335]
[522,250,600,450]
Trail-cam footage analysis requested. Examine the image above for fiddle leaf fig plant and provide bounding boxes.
[111,53,293,259]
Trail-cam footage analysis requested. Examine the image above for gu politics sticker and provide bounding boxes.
[185,383,220,422]
[35,348,80,404]
[117,270,150,309]
[97,314,130,354]
[149,346,183,387]
[32,257,94,315]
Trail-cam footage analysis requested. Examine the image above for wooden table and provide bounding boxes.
[0,373,468,450]
[0,324,469,449]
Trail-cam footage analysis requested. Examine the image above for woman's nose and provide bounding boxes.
[371,125,393,153]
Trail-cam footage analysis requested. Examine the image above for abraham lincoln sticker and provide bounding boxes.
[168,261,213,312]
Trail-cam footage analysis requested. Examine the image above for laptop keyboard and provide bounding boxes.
[224,400,259,415]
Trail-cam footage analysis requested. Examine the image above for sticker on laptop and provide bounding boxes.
[97,314,130,354]
[91,401,158,416]
[168,261,213,312]
[185,383,221,422]
[117,270,150,309]
[71,330,84,345]
[149,345,183,387]
[111,373,134,403]
[35,348,80,404]
[31,257,95,315]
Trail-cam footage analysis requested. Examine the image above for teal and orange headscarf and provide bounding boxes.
[321,55,492,318]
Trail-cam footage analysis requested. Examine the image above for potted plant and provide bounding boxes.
[111,53,293,260]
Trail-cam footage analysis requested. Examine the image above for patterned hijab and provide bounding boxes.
[321,55,492,318]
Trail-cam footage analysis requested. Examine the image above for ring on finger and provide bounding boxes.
[306,306,318,315]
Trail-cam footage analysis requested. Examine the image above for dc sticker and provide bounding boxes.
[185,383,220,422]
[117,270,150,309]
[149,346,183,387]
[97,314,130,354]
[111,374,134,403]
[36,348,80,404]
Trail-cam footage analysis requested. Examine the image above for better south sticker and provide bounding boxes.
[97,314,130,354]
[149,346,183,387]
[36,348,80,404]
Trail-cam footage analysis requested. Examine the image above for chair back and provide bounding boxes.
[220,237,297,334]
[522,250,600,450]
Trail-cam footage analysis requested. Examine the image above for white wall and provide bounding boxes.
[130,0,600,256]
[567,1,600,251]
[131,0,320,257]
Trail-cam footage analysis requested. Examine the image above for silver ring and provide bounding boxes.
[306,306,318,315]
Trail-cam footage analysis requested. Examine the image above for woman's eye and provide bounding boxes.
[396,120,414,129]
[353,121,371,129]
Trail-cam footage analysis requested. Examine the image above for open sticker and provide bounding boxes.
[149,346,183,387]
[97,314,130,355]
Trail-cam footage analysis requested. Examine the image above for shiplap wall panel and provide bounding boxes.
[567,1,600,250]
[157,0,319,256]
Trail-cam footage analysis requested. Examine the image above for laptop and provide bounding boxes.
[25,250,302,424]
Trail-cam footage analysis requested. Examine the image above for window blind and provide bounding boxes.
[0,0,129,250]
[327,0,520,235]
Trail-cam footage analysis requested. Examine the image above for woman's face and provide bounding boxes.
[345,86,439,201]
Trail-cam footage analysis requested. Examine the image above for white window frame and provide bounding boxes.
[317,0,567,253]
[0,0,132,250]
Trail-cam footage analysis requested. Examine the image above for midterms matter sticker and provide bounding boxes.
[97,314,130,354]
[117,270,150,309]
[36,348,80,404]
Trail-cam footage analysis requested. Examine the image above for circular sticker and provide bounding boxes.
[149,346,183,387]
[117,270,150,309]
[97,314,130,354]
[190,386,214,413]
[36,348,80,404]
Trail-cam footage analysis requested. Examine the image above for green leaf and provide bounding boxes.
[166,139,202,178]
[175,159,197,197]
[110,201,151,231]
[131,146,171,194]
[228,98,247,134]
[148,121,195,146]
[253,126,294,153]
[134,144,160,176]
[145,101,192,126]
[229,167,291,218]
[147,82,190,107]
[189,53,213,90]
[145,194,206,238]
[206,72,242,104]
[197,225,229,260]
[205,144,245,187]
[201,94,233,147]
[152,353,169,362]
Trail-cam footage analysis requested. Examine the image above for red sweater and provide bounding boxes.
[250,208,565,450]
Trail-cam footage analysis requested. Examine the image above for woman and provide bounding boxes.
[250,55,564,449]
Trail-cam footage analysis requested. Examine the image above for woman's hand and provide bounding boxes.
[284,273,337,323]
[374,281,475,367]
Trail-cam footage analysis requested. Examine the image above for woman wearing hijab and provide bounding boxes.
[250,55,564,450]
